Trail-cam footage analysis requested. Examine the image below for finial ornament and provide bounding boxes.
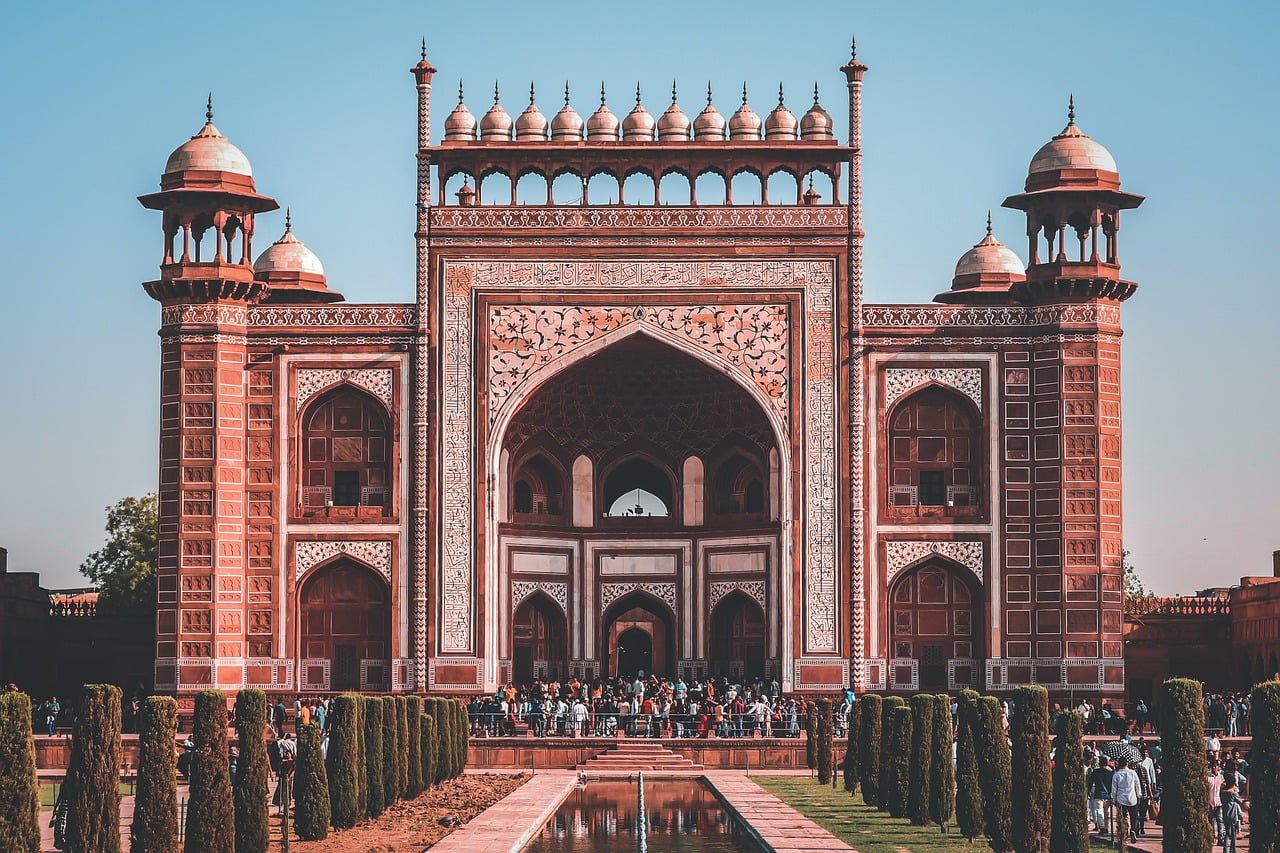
[741,82,748,104]
[850,35,857,60]
[457,79,464,104]
[206,93,213,122]
[706,81,713,105]
[528,82,536,105]
[1068,93,1075,124]
[564,81,571,106]
[986,210,993,236]
[671,80,678,105]
[812,82,821,106]
[599,81,607,106]
[635,83,642,105]
[420,38,427,61]
[285,207,293,233]
[493,81,500,104]
[777,82,785,106]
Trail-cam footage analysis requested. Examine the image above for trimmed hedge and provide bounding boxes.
[433,699,454,783]
[185,689,232,853]
[930,694,954,832]
[363,697,385,818]
[381,697,400,803]
[816,699,834,784]
[843,702,860,794]
[420,714,438,791]
[396,696,410,797]
[0,692,40,852]
[977,696,1013,853]
[456,700,469,774]
[1159,678,1213,853]
[232,689,269,853]
[1011,686,1052,853]
[907,694,934,826]
[406,696,423,797]
[1050,711,1089,853]
[1251,680,1280,853]
[887,704,913,819]
[325,694,360,830]
[805,701,819,770]
[955,690,985,841]
[66,684,124,853]
[858,694,882,806]
[878,696,905,812]
[294,724,330,841]
[353,698,367,820]
[131,696,178,853]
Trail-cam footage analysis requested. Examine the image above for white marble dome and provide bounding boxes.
[254,217,324,276]
[165,119,252,176]
[954,229,1025,279]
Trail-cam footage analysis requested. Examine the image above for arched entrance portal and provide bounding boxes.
[299,559,390,691]
[512,594,567,683]
[710,592,766,680]
[605,593,675,679]
[888,560,983,690]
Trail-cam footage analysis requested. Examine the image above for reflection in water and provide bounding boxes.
[524,780,759,852]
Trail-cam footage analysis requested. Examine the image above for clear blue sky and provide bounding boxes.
[0,1,1275,593]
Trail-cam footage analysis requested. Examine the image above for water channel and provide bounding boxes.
[523,777,761,852]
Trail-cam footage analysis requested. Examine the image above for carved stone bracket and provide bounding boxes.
[296,368,395,412]
[884,540,985,584]
[294,540,393,584]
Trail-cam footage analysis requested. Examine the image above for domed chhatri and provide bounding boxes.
[587,83,620,141]
[550,83,585,142]
[800,84,834,140]
[728,84,762,141]
[253,209,344,304]
[479,83,513,141]
[514,83,549,141]
[622,85,656,142]
[764,84,798,141]
[164,95,254,180]
[657,82,692,142]
[935,213,1025,304]
[693,83,727,141]
[443,80,478,141]
[1026,96,1119,188]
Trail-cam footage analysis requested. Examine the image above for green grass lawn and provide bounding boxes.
[753,776,1108,853]
[40,781,135,809]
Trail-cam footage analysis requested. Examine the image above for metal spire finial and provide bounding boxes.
[420,38,427,61]
[285,207,293,233]
[741,82,748,105]
[206,93,213,122]
[1068,94,1076,124]
[808,173,815,190]
[812,82,821,106]
[671,80,678,105]
[599,81,607,107]
[493,81,500,104]
[706,81,713,106]
[986,210,992,236]
[850,35,857,60]
[777,82,785,106]
[564,81,571,106]
[635,82,642,106]
[457,79,464,104]
[528,81,536,105]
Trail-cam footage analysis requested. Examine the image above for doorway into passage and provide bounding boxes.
[604,593,674,679]
[710,592,766,681]
[512,593,567,683]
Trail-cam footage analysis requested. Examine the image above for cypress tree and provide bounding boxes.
[381,697,400,803]
[0,692,40,852]
[361,697,384,817]
[816,699,834,784]
[232,689,269,853]
[420,714,438,790]
[1011,686,1052,853]
[907,694,934,826]
[930,694,955,832]
[131,696,178,853]
[888,705,913,819]
[66,684,123,853]
[184,689,233,853]
[455,700,470,774]
[396,697,410,796]
[805,701,819,770]
[976,696,1013,853]
[353,698,367,820]
[294,724,330,841]
[1049,711,1089,853]
[843,701,860,794]
[858,694,882,806]
[406,696,423,797]
[955,690,985,841]
[878,696,905,811]
[1251,680,1280,853]
[434,699,454,783]
[1159,678,1213,853]
[325,694,360,830]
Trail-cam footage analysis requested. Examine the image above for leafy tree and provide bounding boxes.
[816,699,834,784]
[381,697,400,803]
[1050,711,1089,853]
[843,701,860,794]
[955,690,985,841]
[878,696,905,812]
[232,689,268,853]
[1011,686,1052,853]
[0,692,40,852]
[1159,679,1213,853]
[325,695,360,830]
[805,701,819,770]
[294,724,330,841]
[131,696,178,853]
[907,694,934,826]
[66,684,123,853]
[406,696,423,797]
[420,714,438,791]
[858,694,882,806]
[362,697,384,817]
[887,705,913,819]
[79,494,158,614]
[976,696,1013,853]
[930,694,955,832]
[185,689,233,853]
[1250,681,1280,853]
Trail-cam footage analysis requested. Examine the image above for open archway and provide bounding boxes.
[709,592,766,680]
[299,558,390,691]
[604,592,675,679]
[512,593,567,683]
[888,559,983,690]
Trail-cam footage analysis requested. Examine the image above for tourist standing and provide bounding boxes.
[1111,757,1141,843]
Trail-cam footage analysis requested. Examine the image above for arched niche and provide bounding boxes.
[604,591,676,679]
[512,591,567,683]
[299,386,392,517]
[709,591,766,680]
[885,384,983,516]
[887,559,983,691]
[298,558,391,691]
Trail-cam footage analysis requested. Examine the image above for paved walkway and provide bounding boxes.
[429,770,578,853]
[1095,820,1251,852]
[706,772,857,852]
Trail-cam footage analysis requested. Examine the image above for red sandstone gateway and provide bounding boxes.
[138,42,1141,701]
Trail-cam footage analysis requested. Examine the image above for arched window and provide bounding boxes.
[301,387,391,515]
[603,457,672,517]
[889,560,983,690]
[887,386,981,513]
[710,452,766,517]
[509,453,565,519]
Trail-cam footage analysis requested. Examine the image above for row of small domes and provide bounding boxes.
[444,82,834,142]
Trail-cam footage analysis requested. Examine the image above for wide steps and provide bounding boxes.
[578,742,702,771]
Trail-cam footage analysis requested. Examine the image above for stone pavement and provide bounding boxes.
[1097,821,1251,852]
[706,772,857,852]
[429,770,578,852]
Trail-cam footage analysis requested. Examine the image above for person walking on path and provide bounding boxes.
[1208,760,1225,845]
[1221,773,1246,853]
[1111,756,1141,844]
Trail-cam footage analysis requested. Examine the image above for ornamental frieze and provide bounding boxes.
[599,582,678,614]
[162,304,416,328]
[296,368,395,412]
[294,540,393,584]
[708,580,766,611]
[511,581,568,615]
[431,206,848,231]
[862,303,1119,329]
[884,540,985,584]
[883,368,983,409]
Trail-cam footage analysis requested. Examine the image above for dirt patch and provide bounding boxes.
[287,773,528,852]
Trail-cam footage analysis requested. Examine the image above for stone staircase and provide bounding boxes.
[577,741,703,772]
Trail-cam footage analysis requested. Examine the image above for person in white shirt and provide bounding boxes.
[1111,758,1141,843]
[1207,761,1225,844]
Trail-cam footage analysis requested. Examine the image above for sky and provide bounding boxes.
[0,1,1276,593]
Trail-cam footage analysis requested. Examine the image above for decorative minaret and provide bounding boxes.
[840,38,869,689]
[410,40,437,688]
[138,97,279,694]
